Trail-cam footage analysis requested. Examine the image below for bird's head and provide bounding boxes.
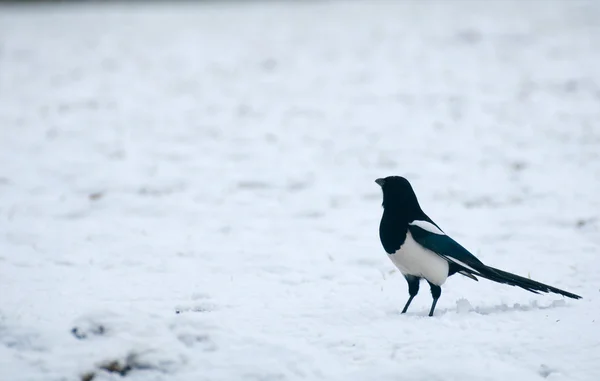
[375,176,421,212]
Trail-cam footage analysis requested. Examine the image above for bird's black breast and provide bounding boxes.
[379,212,408,254]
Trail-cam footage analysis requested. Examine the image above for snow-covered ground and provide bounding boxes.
[1,1,600,380]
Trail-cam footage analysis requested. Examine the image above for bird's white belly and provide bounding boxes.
[389,231,449,286]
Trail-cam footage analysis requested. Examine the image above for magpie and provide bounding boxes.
[375,175,581,317]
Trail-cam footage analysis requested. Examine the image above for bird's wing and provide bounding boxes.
[408,220,582,299]
[408,220,485,275]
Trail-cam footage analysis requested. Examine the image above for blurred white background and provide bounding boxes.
[1,1,599,380]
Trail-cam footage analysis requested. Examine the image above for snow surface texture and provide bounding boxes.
[1,1,599,380]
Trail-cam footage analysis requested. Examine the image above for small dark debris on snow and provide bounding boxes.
[538,364,556,378]
[71,324,105,340]
[83,353,145,379]
[88,192,104,201]
[80,372,95,381]
[100,360,132,376]
[575,218,596,228]
[510,161,528,172]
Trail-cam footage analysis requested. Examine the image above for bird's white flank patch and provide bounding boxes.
[389,231,449,286]
[409,220,445,235]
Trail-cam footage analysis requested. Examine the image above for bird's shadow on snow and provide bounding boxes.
[395,299,568,318]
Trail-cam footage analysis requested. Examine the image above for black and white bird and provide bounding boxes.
[375,175,581,317]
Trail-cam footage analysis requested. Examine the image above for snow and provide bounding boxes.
[1,0,599,380]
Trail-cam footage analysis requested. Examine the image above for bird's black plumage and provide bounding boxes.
[375,175,581,317]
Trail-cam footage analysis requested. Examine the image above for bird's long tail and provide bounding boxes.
[472,265,581,299]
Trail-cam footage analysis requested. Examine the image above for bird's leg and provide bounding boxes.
[427,282,442,317]
[401,296,415,314]
[402,276,420,314]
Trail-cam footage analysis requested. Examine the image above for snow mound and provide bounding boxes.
[455,298,475,314]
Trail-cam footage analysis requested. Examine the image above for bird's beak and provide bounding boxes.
[375,178,385,187]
